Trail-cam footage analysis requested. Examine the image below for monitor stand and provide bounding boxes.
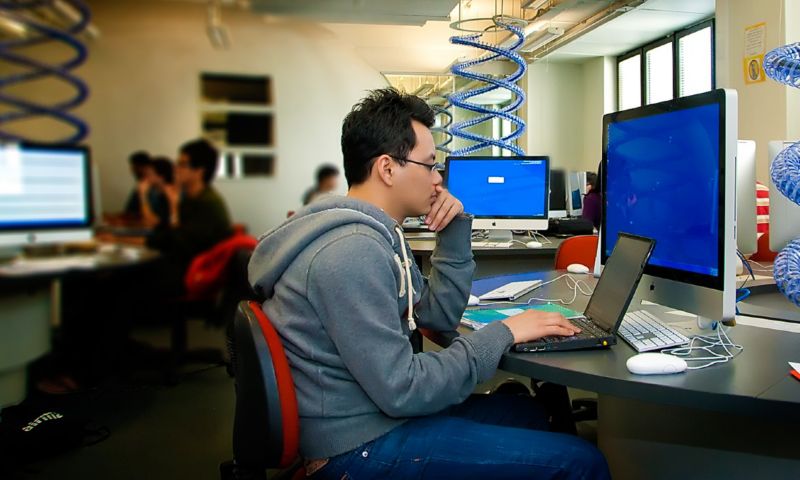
[486,229,513,244]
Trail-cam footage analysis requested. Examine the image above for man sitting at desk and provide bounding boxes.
[248,88,609,479]
[146,138,232,295]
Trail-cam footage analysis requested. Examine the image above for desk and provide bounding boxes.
[409,234,564,277]
[488,270,800,478]
[0,247,159,411]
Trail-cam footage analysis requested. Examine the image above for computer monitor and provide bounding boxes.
[549,168,567,219]
[445,155,549,242]
[0,143,94,249]
[736,140,757,255]
[566,171,585,217]
[602,88,737,326]
[768,140,800,251]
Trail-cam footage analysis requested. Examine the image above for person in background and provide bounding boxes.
[138,156,174,228]
[249,88,609,479]
[302,164,340,205]
[146,139,233,296]
[123,150,153,218]
[582,171,601,230]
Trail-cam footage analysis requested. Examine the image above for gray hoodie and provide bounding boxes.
[248,196,514,459]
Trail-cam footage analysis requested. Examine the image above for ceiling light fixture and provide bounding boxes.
[519,26,564,53]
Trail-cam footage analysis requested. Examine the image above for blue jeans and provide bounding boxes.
[310,393,610,479]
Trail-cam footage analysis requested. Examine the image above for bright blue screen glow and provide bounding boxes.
[605,103,720,277]
[571,189,582,210]
[446,158,547,217]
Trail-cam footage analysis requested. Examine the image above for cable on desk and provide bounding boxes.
[662,325,743,370]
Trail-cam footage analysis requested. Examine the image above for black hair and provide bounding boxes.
[151,157,174,184]
[586,172,598,191]
[316,164,340,185]
[129,151,150,167]
[341,88,435,187]
[179,139,218,185]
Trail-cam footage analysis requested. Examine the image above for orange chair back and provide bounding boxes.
[554,235,599,270]
[232,301,300,470]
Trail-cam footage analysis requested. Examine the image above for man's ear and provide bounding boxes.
[375,155,394,187]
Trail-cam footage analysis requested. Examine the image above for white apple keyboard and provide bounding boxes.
[478,280,543,301]
[619,310,690,352]
[471,240,512,248]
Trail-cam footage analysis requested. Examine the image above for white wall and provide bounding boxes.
[715,0,788,182]
[525,62,585,172]
[581,56,617,174]
[7,1,386,236]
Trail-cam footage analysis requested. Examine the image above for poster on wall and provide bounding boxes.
[743,22,766,85]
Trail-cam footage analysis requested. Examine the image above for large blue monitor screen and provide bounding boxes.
[445,156,548,218]
[604,102,720,278]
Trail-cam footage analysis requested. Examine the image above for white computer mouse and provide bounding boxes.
[566,263,590,274]
[467,294,480,306]
[626,353,687,375]
[525,241,543,249]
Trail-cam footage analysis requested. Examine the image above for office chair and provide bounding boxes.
[220,301,302,480]
[553,234,599,270]
[168,235,258,383]
[552,235,600,428]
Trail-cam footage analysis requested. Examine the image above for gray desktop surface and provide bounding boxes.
[491,270,800,420]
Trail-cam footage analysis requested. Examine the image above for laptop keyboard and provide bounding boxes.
[618,310,690,352]
[539,316,607,343]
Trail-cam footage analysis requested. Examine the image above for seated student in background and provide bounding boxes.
[582,171,601,230]
[302,164,340,205]
[249,88,609,479]
[138,156,174,228]
[146,139,232,295]
[123,150,153,218]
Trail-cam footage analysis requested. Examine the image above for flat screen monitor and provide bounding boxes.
[736,140,757,255]
[768,140,800,252]
[549,168,567,219]
[602,88,737,325]
[566,171,585,217]
[0,143,94,248]
[445,156,550,241]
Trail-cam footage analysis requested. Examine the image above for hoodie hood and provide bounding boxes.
[249,195,401,299]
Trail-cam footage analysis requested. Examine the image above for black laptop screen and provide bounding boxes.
[584,233,655,332]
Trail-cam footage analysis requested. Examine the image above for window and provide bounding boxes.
[677,22,714,97]
[200,73,275,178]
[618,53,642,110]
[617,19,714,110]
[645,40,673,104]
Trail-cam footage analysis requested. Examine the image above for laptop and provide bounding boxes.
[514,232,655,352]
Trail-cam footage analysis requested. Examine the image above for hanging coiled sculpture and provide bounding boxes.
[0,0,90,144]
[449,15,527,156]
[429,99,454,154]
[763,43,800,307]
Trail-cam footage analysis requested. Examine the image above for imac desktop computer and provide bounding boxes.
[768,140,800,252]
[549,168,568,219]
[0,143,94,252]
[602,88,738,326]
[445,155,549,244]
[736,140,757,255]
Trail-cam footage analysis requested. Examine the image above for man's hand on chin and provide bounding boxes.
[425,186,464,232]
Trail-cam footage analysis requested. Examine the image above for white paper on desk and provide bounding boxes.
[790,362,800,374]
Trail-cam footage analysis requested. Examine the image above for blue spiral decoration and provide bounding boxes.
[0,0,91,144]
[448,16,527,156]
[763,43,800,307]
[430,101,453,153]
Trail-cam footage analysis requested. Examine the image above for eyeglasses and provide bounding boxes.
[389,155,445,173]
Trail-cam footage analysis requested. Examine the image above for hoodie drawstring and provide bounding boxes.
[394,226,416,331]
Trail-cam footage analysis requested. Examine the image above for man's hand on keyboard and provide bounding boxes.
[502,311,582,344]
